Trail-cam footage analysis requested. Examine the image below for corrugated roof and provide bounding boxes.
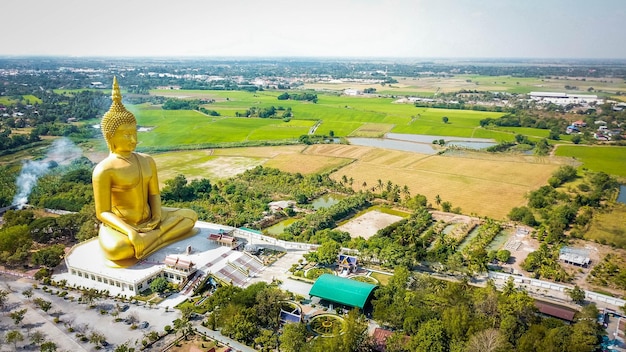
[309,274,377,309]
[535,301,576,322]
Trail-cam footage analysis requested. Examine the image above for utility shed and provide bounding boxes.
[309,274,377,309]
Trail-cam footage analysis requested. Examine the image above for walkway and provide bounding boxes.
[195,325,257,352]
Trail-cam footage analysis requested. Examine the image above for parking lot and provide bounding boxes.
[0,274,182,351]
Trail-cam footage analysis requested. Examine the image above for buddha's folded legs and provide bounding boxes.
[98,207,198,261]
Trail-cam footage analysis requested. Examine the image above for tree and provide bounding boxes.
[280,323,309,352]
[316,241,341,266]
[6,330,24,350]
[10,308,27,326]
[32,244,65,268]
[22,287,34,301]
[496,250,511,263]
[40,341,58,352]
[465,328,507,352]
[441,201,452,212]
[30,330,46,346]
[150,277,169,294]
[435,194,442,208]
[406,319,447,352]
[0,289,9,309]
[34,297,53,312]
[89,331,106,346]
[566,285,586,304]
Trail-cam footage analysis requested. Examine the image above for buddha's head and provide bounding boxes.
[101,77,137,151]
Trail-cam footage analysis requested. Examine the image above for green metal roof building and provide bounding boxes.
[309,274,378,309]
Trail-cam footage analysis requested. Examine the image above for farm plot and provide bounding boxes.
[555,145,626,177]
[328,149,561,219]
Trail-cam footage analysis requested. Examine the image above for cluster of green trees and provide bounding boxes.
[159,167,342,228]
[587,253,626,291]
[162,98,208,110]
[277,92,318,102]
[281,194,371,242]
[235,105,292,119]
[371,267,602,352]
[510,167,618,244]
[508,167,620,280]
[0,211,84,269]
[0,89,106,152]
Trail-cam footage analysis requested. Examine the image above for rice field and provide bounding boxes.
[555,145,626,177]
[139,89,506,145]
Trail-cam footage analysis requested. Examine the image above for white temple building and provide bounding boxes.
[56,222,265,297]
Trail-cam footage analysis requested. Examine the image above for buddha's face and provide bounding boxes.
[109,123,137,154]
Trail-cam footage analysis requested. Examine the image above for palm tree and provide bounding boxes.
[376,179,383,192]
[362,181,367,189]
[435,194,442,208]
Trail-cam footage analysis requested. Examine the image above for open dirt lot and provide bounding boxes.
[336,210,404,239]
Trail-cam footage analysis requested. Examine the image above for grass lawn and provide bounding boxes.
[585,204,626,249]
[370,271,392,286]
[0,95,42,105]
[555,145,626,177]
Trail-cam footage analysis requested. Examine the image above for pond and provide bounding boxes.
[265,218,298,235]
[618,185,626,204]
[311,193,346,210]
[386,133,495,144]
[347,133,497,154]
[487,230,511,251]
[446,141,497,150]
[457,226,482,251]
[348,137,437,154]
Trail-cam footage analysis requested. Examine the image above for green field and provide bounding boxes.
[555,145,626,177]
[585,204,626,248]
[0,95,42,105]
[134,90,507,148]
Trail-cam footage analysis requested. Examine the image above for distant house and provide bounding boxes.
[344,89,361,96]
[572,120,587,127]
[559,247,590,267]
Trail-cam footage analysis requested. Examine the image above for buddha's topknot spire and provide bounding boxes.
[112,76,122,104]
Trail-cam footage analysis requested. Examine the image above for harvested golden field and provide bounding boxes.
[151,144,565,219]
[328,149,563,219]
[153,145,352,185]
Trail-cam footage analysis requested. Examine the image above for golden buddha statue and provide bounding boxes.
[93,77,197,263]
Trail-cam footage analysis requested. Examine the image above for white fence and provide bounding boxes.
[233,228,355,253]
[488,271,626,308]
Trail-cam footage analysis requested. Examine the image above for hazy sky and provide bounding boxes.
[3,0,625,59]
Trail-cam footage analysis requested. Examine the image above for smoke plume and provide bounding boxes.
[12,138,83,208]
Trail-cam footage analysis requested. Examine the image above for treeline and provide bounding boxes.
[162,98,214,110]
[235,106,292,119]
[371,267,603,352]
[277,92,318,103]
[414,101,506,112]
